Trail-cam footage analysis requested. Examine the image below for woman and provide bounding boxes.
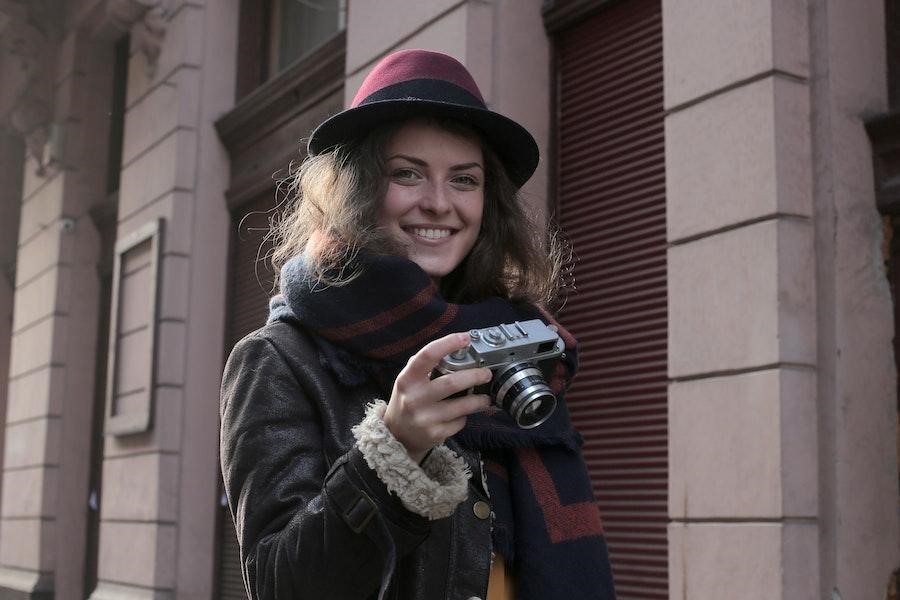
[220,49,616,600]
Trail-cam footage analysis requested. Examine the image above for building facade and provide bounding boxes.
[0,0,897,599]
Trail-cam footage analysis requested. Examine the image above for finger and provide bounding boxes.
[404,332,471,376]
[432,393,492,423]
[429,367,492,399]
[431,414,472,442]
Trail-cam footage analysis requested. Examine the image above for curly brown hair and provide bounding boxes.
[271,117,564,306]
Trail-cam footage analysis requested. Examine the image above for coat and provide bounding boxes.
[219,319,496,600]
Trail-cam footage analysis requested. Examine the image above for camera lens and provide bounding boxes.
[491,362,557,429]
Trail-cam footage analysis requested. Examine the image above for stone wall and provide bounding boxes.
[0,1,237,598]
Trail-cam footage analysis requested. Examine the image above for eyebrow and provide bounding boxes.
[387,153,484,171]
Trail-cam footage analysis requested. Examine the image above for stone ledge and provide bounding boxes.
[89,582,172,600]
[0,567,53,600]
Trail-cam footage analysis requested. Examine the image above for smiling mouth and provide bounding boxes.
[405,227,455,240]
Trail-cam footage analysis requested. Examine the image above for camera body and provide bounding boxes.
[435,319,565,428]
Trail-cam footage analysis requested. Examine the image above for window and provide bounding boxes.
[269,0,346,76]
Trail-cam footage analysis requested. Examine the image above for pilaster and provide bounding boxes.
[664,0,899,597]
[0,4,118,596]
[663,0,819,598]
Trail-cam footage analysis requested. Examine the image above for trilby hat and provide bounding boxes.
[307,49,540,188]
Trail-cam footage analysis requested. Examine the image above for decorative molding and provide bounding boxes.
[105,218,164,436]
[0,1,58,175]
[105,0,169,77]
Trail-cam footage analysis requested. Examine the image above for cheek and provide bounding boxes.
[467,196,485,231]
[377,187,406,227]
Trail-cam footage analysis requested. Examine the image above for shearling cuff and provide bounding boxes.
[351,400,471,520]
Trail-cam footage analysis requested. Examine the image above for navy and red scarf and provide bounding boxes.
[269,252,616,600]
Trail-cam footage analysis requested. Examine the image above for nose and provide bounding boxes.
[419,181,452,215]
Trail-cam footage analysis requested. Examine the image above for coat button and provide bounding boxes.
[473,500,490,520]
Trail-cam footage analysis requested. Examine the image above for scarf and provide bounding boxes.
[269,253,616,600]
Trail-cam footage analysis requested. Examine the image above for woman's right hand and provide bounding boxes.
[383,332,493,463]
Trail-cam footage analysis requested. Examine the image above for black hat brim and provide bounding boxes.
[307,99,540,188]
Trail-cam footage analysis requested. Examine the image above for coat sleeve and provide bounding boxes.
[219,330,465,600]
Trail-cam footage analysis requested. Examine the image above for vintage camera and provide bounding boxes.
[435,319,565,429]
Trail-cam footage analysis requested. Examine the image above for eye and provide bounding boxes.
[390,167,421,183]
[452,174,481,189]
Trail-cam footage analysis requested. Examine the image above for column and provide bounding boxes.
[663,0,819,598]
[0,31,113,600]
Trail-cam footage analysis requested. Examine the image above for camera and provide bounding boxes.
[435,319,565,429]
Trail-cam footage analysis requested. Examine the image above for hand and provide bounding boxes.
[383,333,492,463]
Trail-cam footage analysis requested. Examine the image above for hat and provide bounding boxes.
[307,49,540,188]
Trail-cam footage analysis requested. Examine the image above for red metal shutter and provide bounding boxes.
[554,1,667,598]
[217,194,278,600]
[226,196,278,348]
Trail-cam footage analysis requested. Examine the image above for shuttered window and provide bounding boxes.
[217,195,278,599]
[553,1,667,597]
[226,198,277,349]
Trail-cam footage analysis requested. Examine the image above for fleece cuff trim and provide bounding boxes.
[352,400,470,520]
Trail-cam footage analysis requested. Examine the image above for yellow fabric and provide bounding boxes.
[487,555,516,600]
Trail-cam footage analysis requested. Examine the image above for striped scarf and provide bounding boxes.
[269,253,616,600]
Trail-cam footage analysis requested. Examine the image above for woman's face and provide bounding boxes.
[378,120,485,281]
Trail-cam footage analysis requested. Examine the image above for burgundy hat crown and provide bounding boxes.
[350,49,486,108]
[308,49,539,188]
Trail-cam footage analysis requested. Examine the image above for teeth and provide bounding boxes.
[411,228,451,240]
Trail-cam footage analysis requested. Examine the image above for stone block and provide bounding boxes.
[155,320,186,387]
[669,368,817,519]
[666,76,812,243]
[22,161,59,204]
[118,129,197,222]
[100,453,178,522]
[158,254,189,322]
[777,369,819,517]
[1,466,55,518]
[3,418,60,469]
[12,267,62,334]
[19,175,63,242]
[6,366,64,422]
[0,518,53,571]
[97,521,176,589]
[15,227,64,289]
[122,68,201,168]
[104,386,183,457]
[9,317,60,379]
[668,218,816,378]
[662,0,808,109]
[117,192,193,257]
[668,521,818,600]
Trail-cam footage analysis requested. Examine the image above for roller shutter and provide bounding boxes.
[553,1,668,597]
[217,194,278,600]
